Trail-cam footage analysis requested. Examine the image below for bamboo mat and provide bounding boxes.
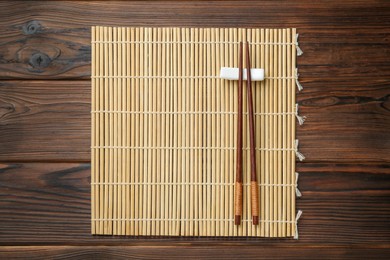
[91,27,304,238]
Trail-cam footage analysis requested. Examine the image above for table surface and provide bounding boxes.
[0,1,389,259]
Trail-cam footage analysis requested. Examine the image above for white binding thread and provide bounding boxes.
[295,34,303,56]
[91,40,296,45]
[295,68,303,91]
[295,104,307,125]
[91,75,219,79]
[295,139,305,161]
[92,218,296,223]
[91,75,296,80]
[91,110,296,116]
[294,210,303,239]
[91,182,298,187]
[295,172,302,197]
[90,146,296,151]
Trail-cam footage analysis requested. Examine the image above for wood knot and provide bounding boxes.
[29,52,51,69]
[23,21,41,35]
[16,44,60,73]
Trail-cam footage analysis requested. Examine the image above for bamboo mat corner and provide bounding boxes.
[91,27,300,237]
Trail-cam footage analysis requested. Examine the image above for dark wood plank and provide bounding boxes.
[0,162,388,246]
[1,80,388,162]
[297,79,390,162]
[0,246,389,260]
[0,1,389,79]
[0,80,90,161]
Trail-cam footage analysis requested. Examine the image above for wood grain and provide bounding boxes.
[1,80,388,162]
[1,246,389,260]
[0,1,389,79]
[0,80,90,161]
[0,163,388,246]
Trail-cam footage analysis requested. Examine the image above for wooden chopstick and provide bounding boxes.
[246,41,259,225]
[234,42,244,226]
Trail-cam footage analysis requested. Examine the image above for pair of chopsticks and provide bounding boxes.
[235,42,259,226]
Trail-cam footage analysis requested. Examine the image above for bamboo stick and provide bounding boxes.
[199,28,205,236]
[276,29,282,237]
[204,28,210,236]
[139,27,145,236]
[159,27,166,236]
[172,28,178,236]
[92,26,96,234]
[92,26,97,234]
[273,30,280,237]
[134,27,140,236]
[127,27,132,236]
[142,27,149,236]
[100,26,105,234]
[259,28,265,237]
[182,28,187,236]
[230,28,237,237]
[286,28,292,237]
[121,27,126,234]
[215,28,221,236]
[193,27,199,236]
[152,27,159,236]
[155,27,162,236]
[210,28,216,236]
[117,27,121,235]
[167,27,172,236]
[177,27,184,236]
[264,28,270,237]
[223,28,230,236]
[180,27,186,236]
[142,28,148,236]
[96,26,101,235]
[119,27,124,235]
[220,28,225,236]
[270,29,276,237]
[99,26,104,234]
[291,28,297,238]
[91,26,96,234]
[282,28,287,237]
[274,29,280,236]
[187,28,193,236]
[107,26,113,235]
[102,26,107,234]
[110,27,119,235]
[146,27,152,236]
[273,29,279,237]
[145,28,152,236]
[118,27,123,235]
[164,27,170,236]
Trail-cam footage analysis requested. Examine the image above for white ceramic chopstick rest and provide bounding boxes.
[220,67,264,81]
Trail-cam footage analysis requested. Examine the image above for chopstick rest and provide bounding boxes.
[220,67,264,81]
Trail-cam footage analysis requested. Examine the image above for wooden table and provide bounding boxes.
[0,1,389,258]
